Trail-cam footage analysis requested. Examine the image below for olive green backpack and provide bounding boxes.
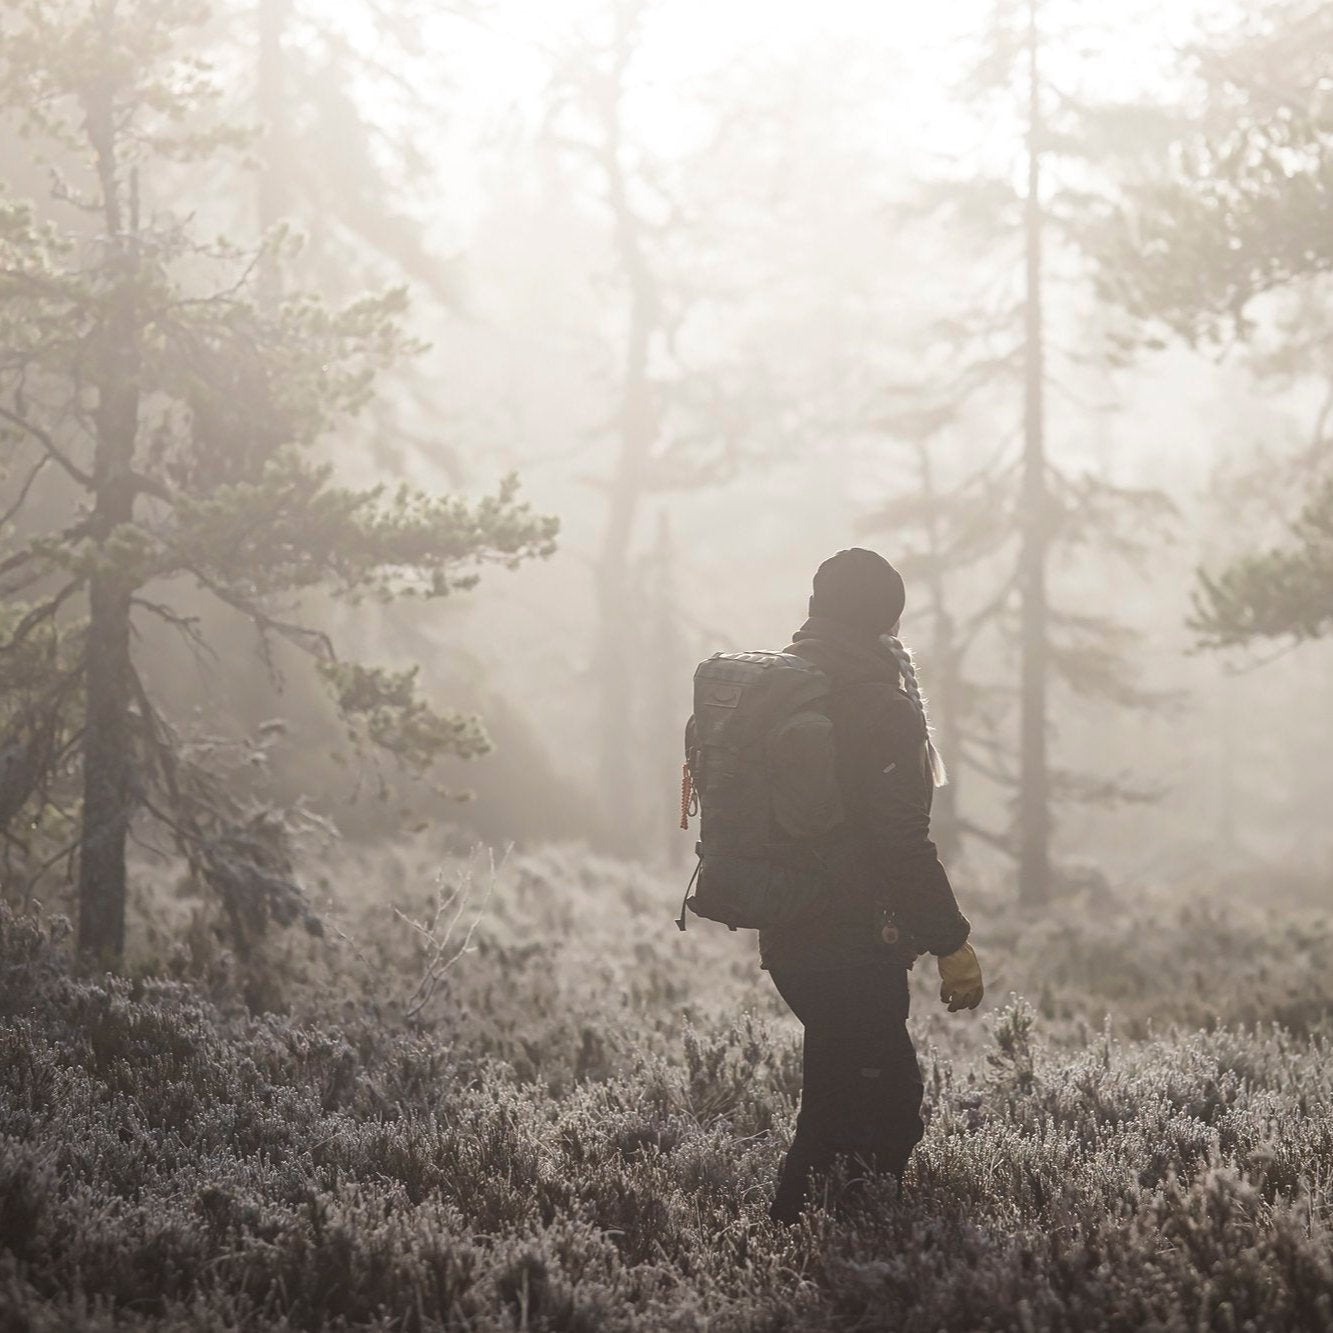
[676,651,844,931]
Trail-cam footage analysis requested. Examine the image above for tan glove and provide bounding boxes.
[937,942,984,1012]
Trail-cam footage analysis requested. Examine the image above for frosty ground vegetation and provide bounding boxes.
[1,843,1331,1331]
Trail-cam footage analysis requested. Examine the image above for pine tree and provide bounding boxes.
[246,0,478,311]
[878,0,1174,901]
[0,0,556,966]
[1016,0,1053,906]
[541,0,780,853]
[1097,0,1333,347]
[863,397,1015,862]
[1097,0,1333,649]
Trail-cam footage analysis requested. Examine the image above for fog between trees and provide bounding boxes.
[240,0,1333,902]
[4,4,1333,1330]
[2,0,1332,941]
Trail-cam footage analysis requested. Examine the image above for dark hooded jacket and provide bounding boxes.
[758,616,971,972]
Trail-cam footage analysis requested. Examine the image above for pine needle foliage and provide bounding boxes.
[0,0,558,964]
[1093,0,1333,652]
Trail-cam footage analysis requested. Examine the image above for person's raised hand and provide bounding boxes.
[937,942,983,1013]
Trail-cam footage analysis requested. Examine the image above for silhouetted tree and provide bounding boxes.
[885,0,1174,901]
[863,398,1015,862]
[248,0,479,312]
[1098,0,1333,648]
[1097,0,1333,347]
[0,0,556,965]
[542,0,778,853]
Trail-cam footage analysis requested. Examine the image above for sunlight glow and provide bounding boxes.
[322,0,1216,232]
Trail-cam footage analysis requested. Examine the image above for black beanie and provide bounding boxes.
[809,548,905,634]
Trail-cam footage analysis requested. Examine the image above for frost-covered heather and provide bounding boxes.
[2,847,1332,1331]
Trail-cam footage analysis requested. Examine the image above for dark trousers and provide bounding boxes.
[768,959,924,1223]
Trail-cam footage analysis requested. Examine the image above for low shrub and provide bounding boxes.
[2,848,1330,1331]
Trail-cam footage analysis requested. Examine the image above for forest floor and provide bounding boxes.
[2,841,1332,1331]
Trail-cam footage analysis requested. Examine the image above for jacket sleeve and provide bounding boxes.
[841,686,970,956]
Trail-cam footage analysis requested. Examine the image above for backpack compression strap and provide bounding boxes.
[674,855,701,932]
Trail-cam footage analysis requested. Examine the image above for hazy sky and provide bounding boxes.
[307,0,1222,243]
[284,0,1295,873]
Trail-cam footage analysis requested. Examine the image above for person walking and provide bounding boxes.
[762,547,983,1224]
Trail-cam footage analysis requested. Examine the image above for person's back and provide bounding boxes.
[760,548,984,1223]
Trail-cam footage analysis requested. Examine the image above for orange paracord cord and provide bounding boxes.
[679,764,693,831]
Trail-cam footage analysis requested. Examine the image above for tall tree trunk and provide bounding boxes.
[1216,668,1237,855]
[79,556,135,964]
[917,443,962,862]
[1017,0,1052,906]
[650,510,686,867]
[77,98,141,965]
[930,606,963,863]
[592,289,652,854]
[592,58,656,856]
[256,0,292,306]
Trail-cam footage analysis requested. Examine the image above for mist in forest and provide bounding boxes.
[3,1,1333,1328]
[206,0,1333,898]
[375,0,1332,900]
[4,0,1329,908]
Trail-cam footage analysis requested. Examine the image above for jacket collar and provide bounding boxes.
[787,615,901,686]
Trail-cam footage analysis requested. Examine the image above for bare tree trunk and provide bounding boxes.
[591,34,657,856]
[592,294,652,853]
[650,511,686,868]
[1017,0,1051,907]
[79,558,135,964]
[930,607,963,863]
[917,443,962,862]
[257,0,292,306]
[77,96,141,966]
[1217,667,1237,855]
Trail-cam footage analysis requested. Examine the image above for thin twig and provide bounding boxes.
[0,455,50,528]
[0,404,93,487]
[0,580,84,656]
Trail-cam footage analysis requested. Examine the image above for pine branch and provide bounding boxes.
[0,580,84,657]
[0,454,50,528]
[0,405,93,488]
[956,816,1014,853]
[0,519,93,588]
[129,597,217,665]
[185,564,335,663]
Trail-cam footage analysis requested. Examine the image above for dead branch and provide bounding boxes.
[0,404,93,488]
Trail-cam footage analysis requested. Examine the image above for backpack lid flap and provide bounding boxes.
[692,652,829,748]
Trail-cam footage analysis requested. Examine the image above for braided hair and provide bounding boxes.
[879,634,949,788]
